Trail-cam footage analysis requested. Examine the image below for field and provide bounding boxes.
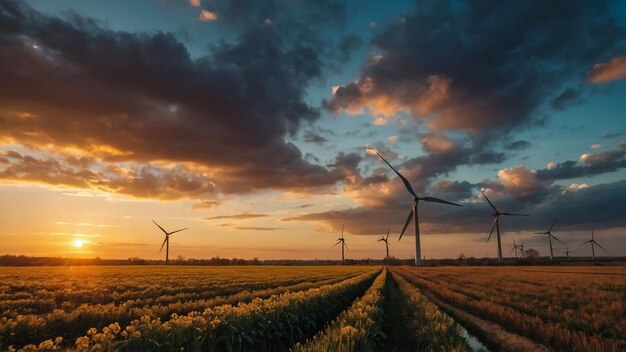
[0,265,624,351]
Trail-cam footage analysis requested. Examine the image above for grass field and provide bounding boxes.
[0,265,624,351]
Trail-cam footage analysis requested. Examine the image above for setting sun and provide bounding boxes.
[73,239,84,248]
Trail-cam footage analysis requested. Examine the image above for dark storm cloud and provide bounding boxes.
[504,140,532,151]
[303,130,329,145]
[434,180,479,203]
[550,88,584,111]
[326,0,625,132]
[537,146,626,181]
[0,0,357,198]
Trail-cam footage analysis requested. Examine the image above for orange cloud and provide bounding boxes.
[587,56,626,84]
[418,132,457,154]
[496,165,542,199]
[328,75,450,125]
[0,149,218,202]
[198,10,217,21]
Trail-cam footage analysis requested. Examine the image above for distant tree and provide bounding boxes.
[525,248,540,259]
[458,253,466,260]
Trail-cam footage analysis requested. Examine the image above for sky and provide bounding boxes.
[1,0,625,261]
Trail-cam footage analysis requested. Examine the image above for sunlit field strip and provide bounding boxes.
[408,267,625,341]
[291,268,387,351]
[1,271,365,349]
[0,269,362,317]
[0,266,364,314]
[0,267,373,350]
[63,269,381,352]
[397,267,622,352]
[388,269,471,351]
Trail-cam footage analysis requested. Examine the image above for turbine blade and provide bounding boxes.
[159,236,167,253]
[577,240,592,247]
[593,241,607,253]
[551,233,566,246]
[481,192,498,213]
[168,227,188,235]
[549,218,558,232]
[501,213,529,216]
[420,196,462,207]
[152,220,168,235]
[377,152,417,198]
[533,232,547,234]
[343,242,349,251]
[386,227,390,241]
[591,226,595,240]
[331,240,341,248]
[399,207,414,241]
[487,216,497,242]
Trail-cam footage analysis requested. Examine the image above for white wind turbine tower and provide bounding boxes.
[332,224,348,264]
[510,239,522,259]
[534,218,566,261]
[519,241,525,259]
[482,192,529,263]
[378,152,462,266]
[153,220,188,264]
[378,228,391,261]
[578,226,606,263]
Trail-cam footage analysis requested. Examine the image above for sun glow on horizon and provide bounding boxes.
[73,239,84,248]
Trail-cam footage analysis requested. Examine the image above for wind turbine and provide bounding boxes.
[153,220,188,264]
[332,224,348,264]
[377,152,462,266]
[578,227,606,262]
[560,247,574,258]
[378,228,391,261]
[510,239,522,259]
[482,192,528,263]
[519,241,525,259]
[534,218,566,261]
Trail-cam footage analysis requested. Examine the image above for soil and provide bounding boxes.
[379,274,421,351]
[418,288,550,352]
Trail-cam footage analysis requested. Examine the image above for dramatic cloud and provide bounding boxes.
[0,0,359,200]
[537,145,626,181]
[0,150,218,201]
[326,1,624,132]
[289,146,626,235]
[587,56,626,84]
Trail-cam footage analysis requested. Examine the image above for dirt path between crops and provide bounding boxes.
[418,289,549,352]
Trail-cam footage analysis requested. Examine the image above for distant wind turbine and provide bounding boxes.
[378,152,462,266]
[153,220,188,264]
[519,241,525,259]
[534,218,566,261]
[378,228,391,261]
[510,239,522,259]
[578,227,606,262]
[482,192,528,263]
[560,247,574,258]
[332,224,348,264]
